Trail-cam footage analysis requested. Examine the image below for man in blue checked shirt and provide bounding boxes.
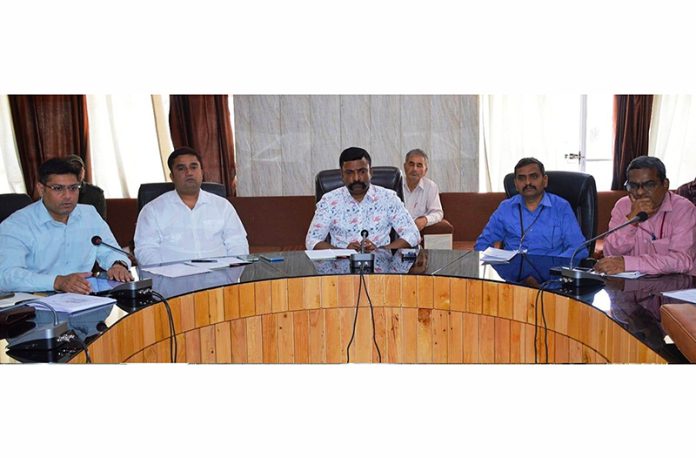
[0,158,132,294]
[474,157,588,259]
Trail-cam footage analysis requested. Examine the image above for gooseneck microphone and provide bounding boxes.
[351,230,374,273]
[558,211,649,287]
[91,235,132,258]
[359,229,369,253]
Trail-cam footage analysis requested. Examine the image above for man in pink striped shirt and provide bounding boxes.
[595,156,696,275]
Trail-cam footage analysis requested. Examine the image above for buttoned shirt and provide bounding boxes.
[402,176,444,227]
[305,185,420,250]
[134,190,249,266]
[0,201,129,292]
[603,192,696,275]
[474,192,588,258]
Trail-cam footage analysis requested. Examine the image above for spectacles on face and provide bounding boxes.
[44,183,82,193]
[624,180,659,193]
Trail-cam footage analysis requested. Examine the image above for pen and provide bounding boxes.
[191,259,216,263]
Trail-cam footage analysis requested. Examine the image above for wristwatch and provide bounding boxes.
[112,260,129,269]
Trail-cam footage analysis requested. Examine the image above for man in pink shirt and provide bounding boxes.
[595,156,696,275]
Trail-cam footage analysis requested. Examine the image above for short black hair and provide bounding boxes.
[514,157,546,176]
[167,147,203,172]
[626,156,667,182]
[339,147,371,168]
[38,158,81,184]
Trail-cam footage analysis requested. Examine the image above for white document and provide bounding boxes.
[662,288,696,305]
[141,263,213,278]
[29,293,116,313]
[480,247,518,263]
[607,271,644,279]
[305,249,356,261]
[0,292,43,308]
[184,256,250,269]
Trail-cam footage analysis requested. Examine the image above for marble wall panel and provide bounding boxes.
[400,95,432,159]
[249,96,282,196]
[233,96,253,196]
[340,95,371,154]
[310,95,341,174]
[370,95,401,168]
[280,95,312,196]
[431,95,462,190]
[460,96,479,192]
[234,95,479,196]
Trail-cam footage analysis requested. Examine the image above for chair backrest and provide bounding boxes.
[503,170,599,255]
[0,193,33,223]
[137,182,227,212]
[315,166,404,202]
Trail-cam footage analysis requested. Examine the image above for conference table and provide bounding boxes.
[0,249,691,364]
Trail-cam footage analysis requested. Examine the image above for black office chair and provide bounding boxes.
[0,193,33,223]
[315,166,404,202]
[137,182,227,212]
[503,170,598,255]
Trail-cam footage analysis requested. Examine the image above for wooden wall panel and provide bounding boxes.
[462,312,479,363]
[199,325,216,363]
[401,308,418,363]
[287,278,305,311]
[271,279,289,313]
[434,277,450,311]
[449,276,467,312]
[246,316,263,363]
[277,312,295,363]
[308,309,326,363]
[209,288,225,324]
[223,285,241,320]
[262,314,279,363]
[448,311,463,363]
[230,319,248,363]
[194,291,210,328]
[255,281,273,315]
[293,311,310,363]
[432,309,448,363]
[215,322,232,363]
[416,308,433,363]
[386,307,402,363]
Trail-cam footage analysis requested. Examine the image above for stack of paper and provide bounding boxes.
[27,293,115,314]
[662,289,696,304]
[305,249,356,261]
[480,247,518,263]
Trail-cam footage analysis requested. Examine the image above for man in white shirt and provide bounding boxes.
[134,147,249,266]
[402,149,444,231]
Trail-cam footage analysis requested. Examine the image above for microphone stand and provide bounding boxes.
[557,212,648,288]
[91,235,153,304]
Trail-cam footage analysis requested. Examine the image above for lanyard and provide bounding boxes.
[637,212,667,240]
[518,204,545,246]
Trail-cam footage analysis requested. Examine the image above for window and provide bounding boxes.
[480,95,614,192]
[0,95,25,193]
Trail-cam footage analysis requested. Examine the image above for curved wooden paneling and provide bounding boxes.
[72,275,667,364]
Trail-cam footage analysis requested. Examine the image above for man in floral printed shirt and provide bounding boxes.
[306,147,420,251]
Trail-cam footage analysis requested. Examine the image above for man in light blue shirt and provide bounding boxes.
[474,157,588,258]
[0,158,132,293]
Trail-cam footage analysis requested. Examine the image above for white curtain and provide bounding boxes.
[479,95,581,192]
[0,95,26,193]
[648,95,696,187]
[86,95,167,198]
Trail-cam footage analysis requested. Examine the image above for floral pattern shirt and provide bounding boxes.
[306,185,420,250]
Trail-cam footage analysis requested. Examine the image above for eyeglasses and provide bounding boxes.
[624,180,660,193]
[43,183,82,193]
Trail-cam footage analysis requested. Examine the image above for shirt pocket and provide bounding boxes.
[651,238,670,255]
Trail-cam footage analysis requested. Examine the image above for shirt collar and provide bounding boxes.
[37,200,80,226]
[513,191,551,210]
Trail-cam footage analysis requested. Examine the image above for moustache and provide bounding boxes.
[523,185,536,191]
[349,182,367,190]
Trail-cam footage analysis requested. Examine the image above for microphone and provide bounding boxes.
[91,235,153,302]
[91,235,132,258]
[360,229,369,253]
[557,211,649,287]
[351,230,375,273]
